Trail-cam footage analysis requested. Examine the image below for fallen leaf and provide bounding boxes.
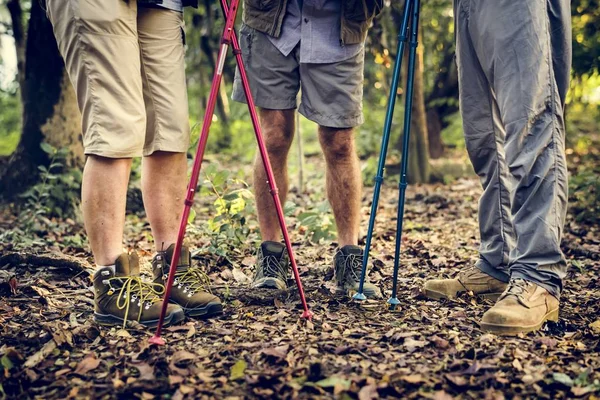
[315,376,351,390]
[553,373,574,387]
[433,391,454,400]
[230,359,247,381]
[401,374,425,384]
[187,324,196,338]
[590,320,600,335]
[358,384,378,400]
[24,340,57,368]
[512,358,523,371]
[132,363,155,381]
[232,268,251,284]
[74,353,101,375]
[404,337,427,352]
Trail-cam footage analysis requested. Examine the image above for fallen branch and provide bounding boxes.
[0,251,93,275]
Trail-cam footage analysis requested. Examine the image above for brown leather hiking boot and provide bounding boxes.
[93,252,185,328]
[152,244,223,319]
[480,278,559,335]
[423,265,508,301]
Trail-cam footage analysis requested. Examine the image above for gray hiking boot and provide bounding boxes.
[334,245,382,298]
[252,241,289,290]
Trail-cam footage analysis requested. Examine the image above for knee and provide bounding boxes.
[260,110,295,154]
[319,127,356,161]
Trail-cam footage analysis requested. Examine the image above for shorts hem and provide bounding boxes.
[298,103,363,129]
[232,87,297,110]
[84,148,142,158]
[143,143,189,157]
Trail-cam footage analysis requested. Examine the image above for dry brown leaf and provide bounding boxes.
[74,353,101,375]
[24,340,57,368]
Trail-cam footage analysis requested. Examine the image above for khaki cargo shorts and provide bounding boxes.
[46,0,190,158]
[232,24,365,129]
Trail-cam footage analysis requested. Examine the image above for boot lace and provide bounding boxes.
[503,278,531,300]
[170,267,212,297]
[105,276,164,328]
[337,253,363,283]
[258,254,288,281]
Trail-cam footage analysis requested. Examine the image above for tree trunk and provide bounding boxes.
[426,108,445,159]
[7,0,26,99]
[0,0,83,198]
[404,31,431,184]
[425,48,459,159]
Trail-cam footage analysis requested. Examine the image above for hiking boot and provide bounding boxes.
[334,245,382,298]
[93,252,185,328]
[480,278,559,335]
[423,265,508,301]
[252,241,289,290]
[153,244,223,319]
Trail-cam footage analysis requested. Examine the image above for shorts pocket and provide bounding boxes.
[78,0,121,22]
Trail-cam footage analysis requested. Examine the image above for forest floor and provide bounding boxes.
[1,155,599,400]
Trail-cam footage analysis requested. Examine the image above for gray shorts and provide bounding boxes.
[232,24,365,129]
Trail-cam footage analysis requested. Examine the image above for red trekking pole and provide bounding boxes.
[149,0,313,346]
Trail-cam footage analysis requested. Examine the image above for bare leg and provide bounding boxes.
[253,109,295,242]
[82,156,132,266]
[141,151,187,251]
[318,127,362,247]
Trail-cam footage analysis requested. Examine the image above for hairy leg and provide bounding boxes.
[141,151,187,251]
[253,109,295,242]
[82,156,132,265]
[318,127,362,247]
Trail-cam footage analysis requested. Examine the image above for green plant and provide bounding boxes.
[189,163,257,259]
[296,200,337,243]
[1,144,82,248]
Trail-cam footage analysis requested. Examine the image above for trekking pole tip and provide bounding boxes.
[352,292,367,301]
[148,335,166,346]
[301,309,314,320]
[387,297,400,311]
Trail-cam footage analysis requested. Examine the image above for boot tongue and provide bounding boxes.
[341,245,363,256]
[114,253,130,277]
[261,241,285,258]
[165,244,191,268]
[128,252,140,276]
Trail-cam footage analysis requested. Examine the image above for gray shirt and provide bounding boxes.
[158,0,183,12]
[268,0,364,64]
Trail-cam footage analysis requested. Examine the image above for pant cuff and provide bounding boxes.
[476,259,510,283]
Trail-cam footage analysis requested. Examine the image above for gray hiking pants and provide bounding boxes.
[455,0,571,298]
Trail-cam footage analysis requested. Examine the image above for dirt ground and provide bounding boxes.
[1,157,599,399]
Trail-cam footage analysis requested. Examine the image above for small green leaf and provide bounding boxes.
[229,359,247,381]
[1,354,14,371]
[188,208,197,224]
[554,373,574,387]
[40,142,55,154]
[315,376,351,390]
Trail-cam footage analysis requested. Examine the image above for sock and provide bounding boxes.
[96,264,116,274]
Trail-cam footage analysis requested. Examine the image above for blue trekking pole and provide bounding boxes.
[353,0,421,308]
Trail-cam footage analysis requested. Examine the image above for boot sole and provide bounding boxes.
[94,308,185,329]
[179,301,224,319]
[336,285,382,299]
[251,277,287,290]
[479,307,559,335]
[424,288,503,302]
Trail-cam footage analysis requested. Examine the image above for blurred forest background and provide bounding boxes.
[0,0,598,247]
